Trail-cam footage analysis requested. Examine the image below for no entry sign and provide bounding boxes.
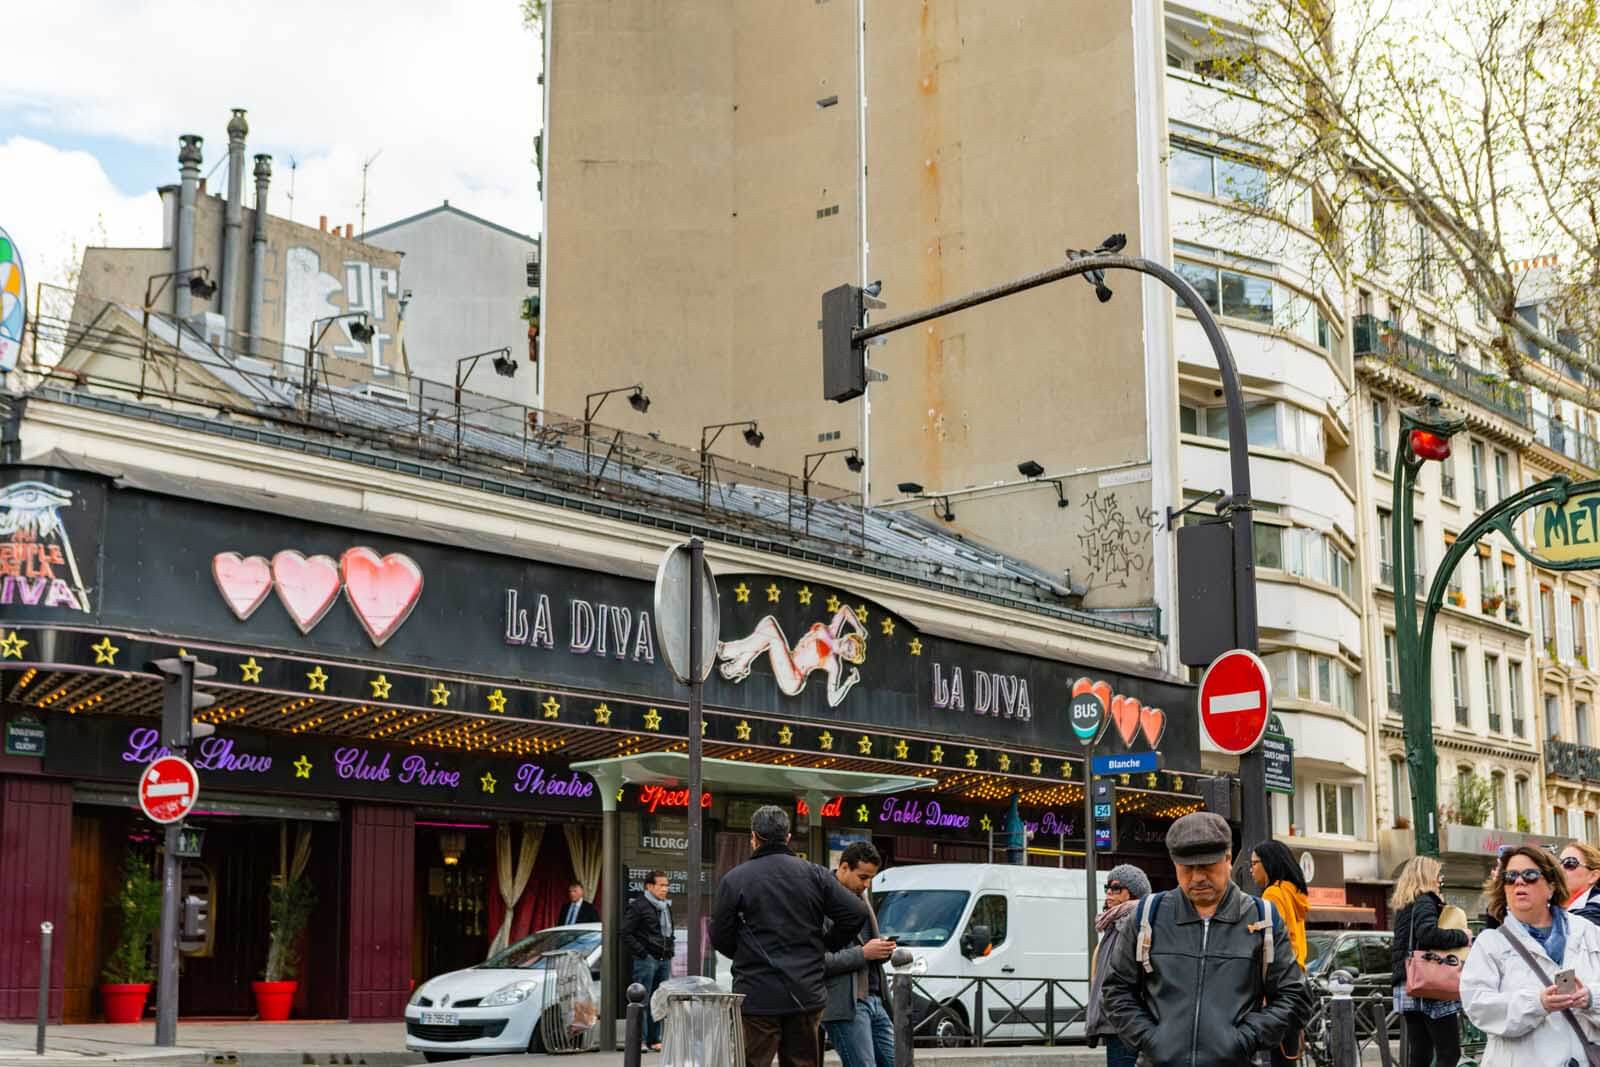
[139,755,199,824]
[1198,649,1272,755]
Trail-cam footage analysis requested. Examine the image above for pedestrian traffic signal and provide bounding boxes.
[821,283,885,402]
[1408,428,1453,461]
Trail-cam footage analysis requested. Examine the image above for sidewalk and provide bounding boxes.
[0,1021,413,1067]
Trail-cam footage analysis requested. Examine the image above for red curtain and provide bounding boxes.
[486,826,577,946]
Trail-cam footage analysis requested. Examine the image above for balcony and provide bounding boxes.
[1512,716,1527,737]
[1442,472,1456,498]
[1475,487,1488,509]
[1387,690,1401,711]
[1355,315,1530,426]
[1489,712,1503,733]
[1533,412,1600,472]
[1380,561,1394,585]
[1547,739,1600,782]
[1455,703,1470,726]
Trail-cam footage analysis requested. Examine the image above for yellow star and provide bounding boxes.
[857,735,873,755]
[91,636,119,665]
[1119,774,1131,786]
[880,616,895,636]
[701,718,708,736]
[797,586,814,606]
[488,688,508,714]
[998,753,1012,772]
[894,739,909,759]
[0,631,27,659]
[856,604,870,622]
[643,707,662,731]
[1172,775,1185,792]
[909,638,923,657]
[593,702,612,725]
[1030,757,1043,775]
[735,719,752,740]
[735,581,751,604]
[292,755,313,779]
[826,594,841,613]
[766,582,781,603]
[965,749,979,768]
[856,804,870,824]
[306,665,328,692]
[430,682,451,707]
[480,772,497,794]
[541,695,561,719]
[930,744,945,764]
[369,673,392,699]
[777,724,794,745]
[980,815,993,832]
[1147,772,1159,788]
[1062,762,1073,779]
[616,788,625,804]
[240,656,263,683]
[818,730,835,751]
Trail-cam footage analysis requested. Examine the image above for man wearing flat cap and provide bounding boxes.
[1102,812,1310,1066]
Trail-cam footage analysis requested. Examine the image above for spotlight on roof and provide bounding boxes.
[743,425,765,448]
[628,388,651,413]
[350,320,377,344]
[493,353,519,378]
[897,481,924,495]
[937,497,956,522]
[844,451,864,473]
[1017,459,1045,479]
[188,275,218,300]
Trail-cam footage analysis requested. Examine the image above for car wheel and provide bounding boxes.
[929,1006,969,1048]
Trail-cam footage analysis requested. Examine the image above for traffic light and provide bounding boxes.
[148,655,218,748]
[821,283,885,403]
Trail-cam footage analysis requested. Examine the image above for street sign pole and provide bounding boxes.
[1069,684,1107,963]
[686,537,704,977]
[156,822,181,1047]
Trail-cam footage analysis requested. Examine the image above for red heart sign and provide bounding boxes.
[212,552,272,620]
[271,551,342,634]
[1140,706,1167,748]
[341,547,423,647]
[1110,695,1141,748]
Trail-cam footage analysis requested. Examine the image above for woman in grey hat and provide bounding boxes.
[1085,863,1152,1067]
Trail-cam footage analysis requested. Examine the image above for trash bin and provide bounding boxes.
[653,977,744,1067]
[538,951,599,1054]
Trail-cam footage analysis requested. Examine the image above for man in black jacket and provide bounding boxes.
[711,805,868,1067]
[622,871,674,1051]
[559,881,601,926]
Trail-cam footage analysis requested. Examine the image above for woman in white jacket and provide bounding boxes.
[1461,845,1600,1066]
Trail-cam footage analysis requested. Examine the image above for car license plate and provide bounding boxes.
[420,1011,460,1026]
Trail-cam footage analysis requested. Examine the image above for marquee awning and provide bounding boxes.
[572,752,935,807]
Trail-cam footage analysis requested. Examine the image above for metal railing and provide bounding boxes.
[1354,315,1530,426]
[1441,472,1456,498]
[1375,446,1391,474]
[894,972,1086,1048]
[1547,738,1600,781]
[1304,992,1396,1067]
[1533,411,1600,472]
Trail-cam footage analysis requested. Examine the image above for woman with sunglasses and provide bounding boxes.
[1461,845,1600,1066]
[1085,864,1150,1067]
[1391,856,1470,1067]
[1560,842,1600,926]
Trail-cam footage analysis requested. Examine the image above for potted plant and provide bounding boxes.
[254,875,317,1021]
[1448,588,1467,608]
[1482,586,1504,614]
[1506,597,1522,624]
[101,856,161,1023]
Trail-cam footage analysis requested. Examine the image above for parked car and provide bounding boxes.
[1303,929,1400,1053]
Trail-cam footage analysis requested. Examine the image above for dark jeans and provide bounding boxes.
[1402,1011,1459,1067]
[631,957,671,1046]
[823,995,894,1067]
[1103,1034,1139,1067]
[743,1009,824,1067]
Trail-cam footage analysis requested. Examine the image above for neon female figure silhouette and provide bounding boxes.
[715,605,868,707]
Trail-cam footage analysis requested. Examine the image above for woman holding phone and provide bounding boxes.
[1461,845,1600,1065]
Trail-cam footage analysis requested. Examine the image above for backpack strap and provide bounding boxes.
[1135,891,1164,973]
[1248,896,1277,981]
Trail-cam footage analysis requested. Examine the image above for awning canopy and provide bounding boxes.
[571,752,934,809]
[1308,904,1378,927]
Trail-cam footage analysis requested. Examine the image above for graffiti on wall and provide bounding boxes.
[282,246,399,373]
[1075,489,1156,592]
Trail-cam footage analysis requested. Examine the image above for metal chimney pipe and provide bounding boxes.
[175,135,204,319]
[220,109,248,338]
[248,153,272,356]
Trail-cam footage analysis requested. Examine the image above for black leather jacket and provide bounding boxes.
[1102,884,1311,1067]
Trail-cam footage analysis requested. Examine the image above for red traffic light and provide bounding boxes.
[1409,428,1453,461]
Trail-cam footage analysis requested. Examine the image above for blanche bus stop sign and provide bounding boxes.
[1198,649,1272,755]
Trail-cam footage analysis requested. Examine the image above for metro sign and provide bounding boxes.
[139,755,200,824]
[1198,649,1272,755]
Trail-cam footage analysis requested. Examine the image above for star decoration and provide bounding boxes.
[369,673,393,699]
[541,695,561,719]
[1147,773,1159,788]
[979,815,993,832]
[430,682,451,707]
[240,656,263,683]
[480,772,498,794]
[91,636,119,665]
[701,718,708,736]
[908,638,923,657]
[1061,762,1073,779]
[777,725,794,745]
[826,594,841,613]
[856,604,870,622]
[643,707,662,731]
[488,689,508,714]
[856,804,871,824]
[857,735,873,755]
[998,753,1012,772]
[797,586,814,606]
[818,730,835,751]
[1030,757,1043,775]
[616,788,625,804]
[880,616,895,636]
[593,702,612,725]
[894,739,909,759]
[0,631,27,659]
[735,719,753,741]
[292,755,313,779]
[930,744,945,764]
[306,665,329,692]
[765,582,781,603]
[1119,774,1131,786]
[735,581,751,604]
[965,749,979,768]
[1172,775,1185,792]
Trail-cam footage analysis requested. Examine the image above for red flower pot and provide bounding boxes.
[100,983,151,1024]
[252,980,298,1021]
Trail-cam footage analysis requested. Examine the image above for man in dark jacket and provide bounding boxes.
[822,841,897,1067]
[622,870,674,1051]
[1102,812,1310,1067]
[560,881,600,926]
[711,805,868,1067]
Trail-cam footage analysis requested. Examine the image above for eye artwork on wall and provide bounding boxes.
[0,481,92,612]
[715,604,869,707]
[211,547,423,647]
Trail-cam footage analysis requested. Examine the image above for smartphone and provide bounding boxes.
[1554,969,1579,996]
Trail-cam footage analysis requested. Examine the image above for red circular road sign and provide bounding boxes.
[1198,649,1273,755]
[139,755,199,824]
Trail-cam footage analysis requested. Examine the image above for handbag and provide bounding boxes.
[1499,925,1600,1067]
[1404,901,1466,1000]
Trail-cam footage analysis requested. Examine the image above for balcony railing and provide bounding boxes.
[1442,472,1456,498]
[1387,690,1402,711]
[1455,703,1471,726]
[1475,487,1489,509]
[1547,739,1600,782]
[1533,412,1600,472]
[1380,562,1394,585]
[1355,315,1530,426]
[1488,712,1503,733]
[1512,716,1527,737]
[1375,446,1391,474]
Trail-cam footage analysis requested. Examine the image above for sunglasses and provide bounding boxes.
[1562,857,1591,871]
[1503,869,1545,885]
[1106,883,1127,893]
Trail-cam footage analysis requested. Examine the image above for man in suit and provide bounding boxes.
[561,881,600,926]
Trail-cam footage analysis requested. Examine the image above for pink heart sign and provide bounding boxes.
[212,553,272,621]
[1140,705,1167,748]
[1110,695,1141,748]
[271,550,342,634]
[340,547,423,647]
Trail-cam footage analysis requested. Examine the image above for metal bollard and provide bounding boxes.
[891,950,915,1067]
[1326,970,1358,1067]
[622,982,647,1067]
[35,922,52,1056]
[1371,1000,1394,1067]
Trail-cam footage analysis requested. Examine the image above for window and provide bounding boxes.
[1515,776,1530,828]
[1174,259,1219,311]
[1549,693,1563,739]
[1412,521,1425,583]
[1580,702,1592,747]
[1384,632,1399,700]
[1367,202,1384,267]
[1254,524,1284,569]
[1542,586,1557,654]
[1484,654,1500,729]
[1494,450,1510,501]
[1377,510,1393,581]
[1317,782,1357,836]
[1575,597,1588,665]
[1262,650,1356,715]
[1390,757,1409,827]
[1451,647,1468,725]
[966,894,1008,947]
[1589,812,1600,845]
[1556,807,1570,838]
[1471,441,1486,502]
[1492,771,1507,827]
[1221,271,1274,324]
[1509,662,1525,735]
[1215,157,1270,206]
[1502,562,1518,616]
[1478,555,1494,605]
[1419,226,1435,294]
[1169,142,1271,207]
[1189,400,1323,462]
[1171,145,1216,195]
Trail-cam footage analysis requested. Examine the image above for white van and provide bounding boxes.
[870,863,1108,1046]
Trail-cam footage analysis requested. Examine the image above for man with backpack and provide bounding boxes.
[1101,811,1310,1066]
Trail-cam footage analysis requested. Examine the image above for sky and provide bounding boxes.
[0,1,543,290]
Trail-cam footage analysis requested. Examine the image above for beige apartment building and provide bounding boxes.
[540,0,1178,623]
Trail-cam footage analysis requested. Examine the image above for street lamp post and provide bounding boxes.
[452,347,517,454]
[139,268,217,400]
[303,312,375,416]
[800,448,864,532]
[583,384,650,472]
[700,421,764,508]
